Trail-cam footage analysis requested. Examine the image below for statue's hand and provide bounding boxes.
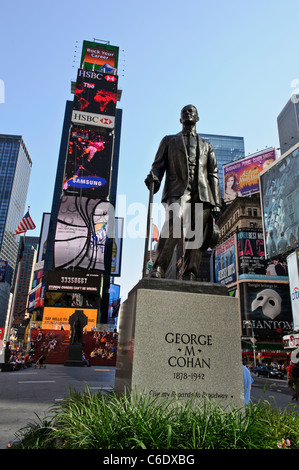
[211,206,221,218]
[144,171,160,193]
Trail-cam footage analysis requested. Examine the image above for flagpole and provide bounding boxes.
[3,232,25,348]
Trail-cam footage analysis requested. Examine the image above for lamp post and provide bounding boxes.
[245,321,256,368]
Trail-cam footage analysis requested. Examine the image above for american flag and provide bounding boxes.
[13,210,36,235]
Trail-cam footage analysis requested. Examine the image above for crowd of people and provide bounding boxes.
[8,350,33,370]
[88,329,118,362]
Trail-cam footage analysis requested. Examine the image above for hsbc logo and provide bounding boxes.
[100,118,113,125]
[105,75,117,82]
[71,110,115,129]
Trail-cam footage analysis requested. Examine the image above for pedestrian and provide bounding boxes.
[243,364,254,406]
[287,356,299,401]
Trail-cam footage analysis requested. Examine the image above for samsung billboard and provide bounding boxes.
[63,126,113,197]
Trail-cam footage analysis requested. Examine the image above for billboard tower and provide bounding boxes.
[43,40,123,330]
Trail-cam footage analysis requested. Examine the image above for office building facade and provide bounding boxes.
[277,95,299,156]
[201,133,245,198]
[0,135,32,327]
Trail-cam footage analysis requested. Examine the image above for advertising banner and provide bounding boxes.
[223,148,276,202]
[215,234,237,285]
[54,196,110,271]
[73,69,118,118]
[46,269,101,294]
[287,251,299,331]
[259,143,299,259]
[42,307,97,331]
[80,40,119,73]
[63,126,113,197]
[237,229,288,280]
[239,281,293,338]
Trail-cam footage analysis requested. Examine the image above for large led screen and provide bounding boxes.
[80,40,119,73]
[42,307,97,331]
[259,143,299,259]
[63,126,113,196]
[54,196,110,271]
[73,69,117,117]
[223,148,276,203]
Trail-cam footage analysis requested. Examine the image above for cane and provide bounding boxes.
[142,178,155,278]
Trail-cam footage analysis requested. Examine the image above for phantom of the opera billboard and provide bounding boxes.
[42,307,97,331]
[54,196,110,271]
[223,148,276,203]
[72,69,118,122]
[80,40,119,74]
[63,126,113,196]
[215,235,237,285]
[239,281,293,338]
[259,142,299,259]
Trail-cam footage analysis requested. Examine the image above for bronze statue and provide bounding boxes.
[69,310,88,345]
[145,105,221,280]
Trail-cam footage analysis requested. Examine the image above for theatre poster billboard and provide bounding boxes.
[239,281,293,338]
[237,229,288,281]
[259,142,299,259]
[215,234,237,285]
[223,148,276,203]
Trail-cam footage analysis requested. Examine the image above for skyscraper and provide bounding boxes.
[277,95,299,156]
[0,135,32,327]
[200,133,245,198]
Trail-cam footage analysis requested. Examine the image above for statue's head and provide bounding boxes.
[180,105,199,126]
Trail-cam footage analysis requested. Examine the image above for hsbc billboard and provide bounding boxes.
[71,110,115,128]
[72,69,117,129]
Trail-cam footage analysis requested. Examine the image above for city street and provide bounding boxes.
[0,364,298,449]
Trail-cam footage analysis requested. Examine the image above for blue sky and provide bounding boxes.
[0,0,298,301]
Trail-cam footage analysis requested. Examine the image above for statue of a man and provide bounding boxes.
[69,310,88,345]
[145,105,221,280]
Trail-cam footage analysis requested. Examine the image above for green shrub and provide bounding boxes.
[13,388,299,449]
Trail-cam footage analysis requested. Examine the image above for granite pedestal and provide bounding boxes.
[64,343,84,367]
[115,278,245,410]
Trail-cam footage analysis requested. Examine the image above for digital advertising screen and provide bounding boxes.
[63,126,113,197]
[223,148,276,203]
[73,69,118,118]
[80,40,119,73]
[46,269,102,294]
[259,143,299,259]
[42,307,97,331]
[54,196,110,271]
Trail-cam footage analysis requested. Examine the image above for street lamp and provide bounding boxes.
[245,321,257,368]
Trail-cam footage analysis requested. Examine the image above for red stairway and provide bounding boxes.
[30,329,118,366]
